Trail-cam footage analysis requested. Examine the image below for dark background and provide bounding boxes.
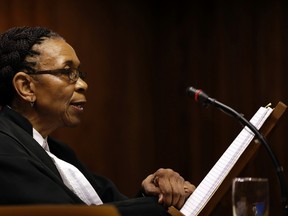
[1,0,288,215]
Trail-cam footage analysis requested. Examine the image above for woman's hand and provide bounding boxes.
[141,168,195,209]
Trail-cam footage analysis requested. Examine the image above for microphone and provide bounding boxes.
[187,86,288,215]
[186,86,213,106]
[186,86,244,121]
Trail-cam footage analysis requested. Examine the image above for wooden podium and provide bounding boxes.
[169,101,287,216]
[0,204,121,216]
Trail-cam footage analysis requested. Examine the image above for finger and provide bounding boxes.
[141,174,161,196]
[158,193,164,204]
[152,168,193,208]
[169,176,186,208]
[174,181,196,209]
[184,181,196,195]
[156,175,173,206]
[157,171,185,207]
[174,192,186,209]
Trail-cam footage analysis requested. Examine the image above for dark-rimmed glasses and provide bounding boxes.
[26,68,87,83]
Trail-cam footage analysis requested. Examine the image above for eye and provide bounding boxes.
[63,67,72,74]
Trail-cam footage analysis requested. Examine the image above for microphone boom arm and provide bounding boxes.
[187,86,288,215]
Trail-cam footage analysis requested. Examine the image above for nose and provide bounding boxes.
[75,77,88,92]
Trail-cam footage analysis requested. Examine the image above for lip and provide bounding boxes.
[70,100,86,111]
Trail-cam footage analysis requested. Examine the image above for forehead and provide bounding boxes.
[31,38,80,69]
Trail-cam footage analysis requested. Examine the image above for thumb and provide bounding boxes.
[158,193,164,204]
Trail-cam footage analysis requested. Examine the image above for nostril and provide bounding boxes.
[75,78,88,92]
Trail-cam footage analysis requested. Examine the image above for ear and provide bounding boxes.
[13,72,36,103]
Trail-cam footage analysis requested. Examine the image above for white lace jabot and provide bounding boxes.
[32,128,103,205]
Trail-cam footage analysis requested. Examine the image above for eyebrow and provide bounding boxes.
[63,60,80,68]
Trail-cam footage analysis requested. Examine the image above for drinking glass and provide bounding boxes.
[232,177,269,216]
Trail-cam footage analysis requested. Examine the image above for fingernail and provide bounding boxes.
[158,194,163,203]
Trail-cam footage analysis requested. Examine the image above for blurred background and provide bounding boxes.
[1,0,288,214]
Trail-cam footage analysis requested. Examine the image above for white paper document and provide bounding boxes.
[180,106,273,216]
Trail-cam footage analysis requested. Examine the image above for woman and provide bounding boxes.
[0,26,194,215]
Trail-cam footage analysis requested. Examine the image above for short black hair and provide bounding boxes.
[0,26,62,106]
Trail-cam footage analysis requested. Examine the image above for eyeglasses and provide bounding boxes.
[26,68,87,83]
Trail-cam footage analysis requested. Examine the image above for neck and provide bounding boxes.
[11,102,56,137]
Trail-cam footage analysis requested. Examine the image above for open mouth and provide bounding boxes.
[70,102,85,111]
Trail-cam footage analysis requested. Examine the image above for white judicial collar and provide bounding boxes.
[32,128,103,205]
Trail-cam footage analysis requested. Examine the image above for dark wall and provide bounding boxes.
[1,0,288,214]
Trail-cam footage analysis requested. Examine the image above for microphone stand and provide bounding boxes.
[187,86,288,216]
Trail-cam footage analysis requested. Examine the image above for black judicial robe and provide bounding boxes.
[0,106,168,216]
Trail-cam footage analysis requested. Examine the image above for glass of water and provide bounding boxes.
[232,177,269,216]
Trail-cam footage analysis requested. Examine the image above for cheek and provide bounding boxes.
[53,89,74,107]
[36,82,74,108]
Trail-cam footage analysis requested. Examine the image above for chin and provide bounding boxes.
[66,124,79,128]
[64,119,82,128]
